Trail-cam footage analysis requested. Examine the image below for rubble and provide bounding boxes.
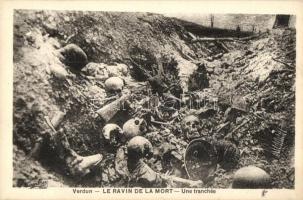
[184,139,218,183]
[96,94,130,122]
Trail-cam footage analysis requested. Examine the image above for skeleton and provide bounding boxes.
[127,136,203,188]
[127,136,162,187]
[101,123,124,147]
[53,132,102,178]
[181,115,202,141]
[104,77,124,95]
[43,116,103,178]
[122,118,147,140]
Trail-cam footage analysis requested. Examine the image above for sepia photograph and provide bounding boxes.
[12,9,296,189]
[1,1,302,200]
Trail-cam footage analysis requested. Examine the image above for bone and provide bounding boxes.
[123,118,147,140]
[104,76,124,94]
[101,124,124,146]
[161,175,204,187]
[181,115,201,140]
[67,150,103,177]
[127,136,153,160]
[51,111,66,129]
[96,94,130,122]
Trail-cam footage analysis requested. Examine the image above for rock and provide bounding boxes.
[43,22,59,37]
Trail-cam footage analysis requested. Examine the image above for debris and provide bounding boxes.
[96,94,130,122]
[213,140,240,170]
[161,175,203,188]
[147,75,169,95]
[155,106,179,122]
[128,159,165,188]
[272,57,294,69]
[224,118,249,140]
[13,11,295,189]
[215,41,229,53]
[150,119,173,126]
[215,121,230,134]
[193,34,262,43]
[271,129,287,158]
[188,62,209,91]
[44,116,57,136]
[114,145,129,179]
[194,107,216,119]
[50,111,66,129]
[184,139,217,182]
[44,115,103,178]
[188,32,197,41]
[231,95,250,112]
[224,107,241,123]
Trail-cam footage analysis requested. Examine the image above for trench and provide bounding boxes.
[13,10,295,188]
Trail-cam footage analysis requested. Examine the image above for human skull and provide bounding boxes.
[127,136,153,159]
[101,124,124,147]
[181,115,201,140]
[123,118,147,140]
[104,77,124,94]
[105,64,129,77]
